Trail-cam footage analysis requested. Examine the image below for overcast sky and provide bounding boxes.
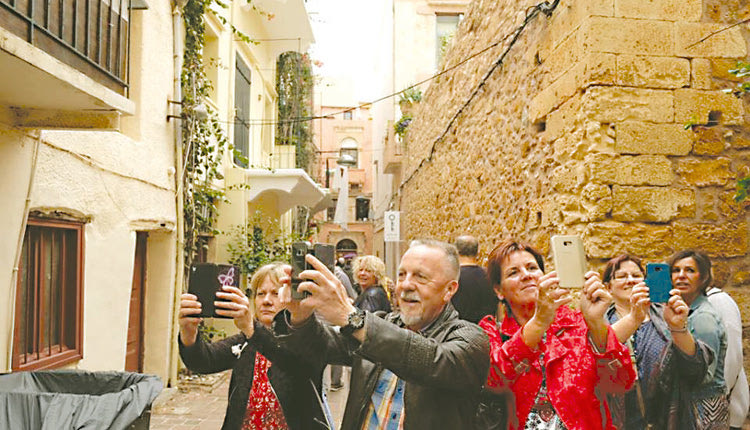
[306,0,387,101]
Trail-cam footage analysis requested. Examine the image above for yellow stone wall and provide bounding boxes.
[401,0,750,316]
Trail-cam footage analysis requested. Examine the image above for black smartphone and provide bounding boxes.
[290,242,335,300]
[645,263,671,303]
[187,263,240,318]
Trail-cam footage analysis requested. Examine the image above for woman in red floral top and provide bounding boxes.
[478,239,635,430]
[179,263,330,430]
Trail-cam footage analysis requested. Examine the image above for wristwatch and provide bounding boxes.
[341,308,366,337]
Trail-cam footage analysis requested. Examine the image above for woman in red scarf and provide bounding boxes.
[478,239,635,430]
[179,263,330,430]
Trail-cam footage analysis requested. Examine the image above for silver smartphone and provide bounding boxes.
[550,235,587,288]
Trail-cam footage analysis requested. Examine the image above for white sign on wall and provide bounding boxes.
[384,211,400,242]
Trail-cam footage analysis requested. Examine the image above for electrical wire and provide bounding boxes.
[398,0,561,191]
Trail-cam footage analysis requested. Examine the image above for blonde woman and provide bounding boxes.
[179,263,330,430]
[352,255,392,313]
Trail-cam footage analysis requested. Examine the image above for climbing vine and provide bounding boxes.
[226,211,300,275]
[181,0,231,274]
[276,52,314,172]
[728,61,750,202]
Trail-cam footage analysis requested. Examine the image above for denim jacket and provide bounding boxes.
[684,294,727,398]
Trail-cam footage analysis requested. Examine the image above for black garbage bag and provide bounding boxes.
[0,369,162,430]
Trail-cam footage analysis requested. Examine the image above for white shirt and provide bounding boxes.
[707,287,750,427]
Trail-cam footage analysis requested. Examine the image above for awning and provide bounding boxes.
[243,168,329,214]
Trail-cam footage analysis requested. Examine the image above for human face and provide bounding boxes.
[609,260,644,307]
[672,257,702,305]
[254,276,283,327]
[356,267,377,289]
[499,251,543,309]
[396,245,458,331]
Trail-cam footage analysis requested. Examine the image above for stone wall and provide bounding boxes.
[401,0,750,308]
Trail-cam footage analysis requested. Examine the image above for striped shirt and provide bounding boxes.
[362,369,405,430]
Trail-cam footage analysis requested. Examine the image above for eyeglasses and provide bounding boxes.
[613,272,644,281]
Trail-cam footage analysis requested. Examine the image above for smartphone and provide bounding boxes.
[646,263,671,303]
[290,242,335,300]
[550,235,587,288]
[187,263,240,318]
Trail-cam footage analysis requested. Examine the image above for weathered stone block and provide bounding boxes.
[675,23,748,58]
[532,53,617,123]
[614,0,702,21]
[692,126,727,155]
[617,55,690,89]
[675,157,733,186]
[581,182,612,221]
[718,191,750,220]
[672,221,748,257]
[589,154,673,185]
[612,185,695,222]
[583,221,673,258]
[583,86,674,123]
[616,121,693,155]
[674,89,744,125]
[545,95,582,143]
[584,17,674,56]
[545,1,614,53]
[691,58,713,90]
[541,27,586,87]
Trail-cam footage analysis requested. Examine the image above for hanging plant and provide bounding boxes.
[276,52,314,173]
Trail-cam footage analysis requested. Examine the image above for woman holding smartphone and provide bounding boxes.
[603,251,729,429]
[178,263,330,430]
[478,239,635,430]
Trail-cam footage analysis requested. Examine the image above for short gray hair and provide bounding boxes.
[409,239,460,281]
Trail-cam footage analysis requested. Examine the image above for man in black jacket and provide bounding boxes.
[452,235,498,323]
[276,239,490,429]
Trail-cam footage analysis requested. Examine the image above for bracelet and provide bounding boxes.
[670,326,688,333]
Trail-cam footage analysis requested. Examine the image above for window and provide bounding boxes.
[234,56,252,167]
[13,218,84,371]
[436,14,463,65]
[343,111,353,120]
[339,138,359,168]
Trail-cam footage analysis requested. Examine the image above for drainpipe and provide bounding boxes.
[6,131,41,372]
[169,0,186,387]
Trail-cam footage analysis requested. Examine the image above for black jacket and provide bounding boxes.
[353,285,392,313]
[274,303,490,429]
[178,321,329,430]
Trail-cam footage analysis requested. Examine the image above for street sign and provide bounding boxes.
[384,211,400,242]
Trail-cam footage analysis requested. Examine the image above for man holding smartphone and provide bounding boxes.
[274,239,490,429]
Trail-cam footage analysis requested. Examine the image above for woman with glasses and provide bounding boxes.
[602,252,729,430]
[478,239,635,430]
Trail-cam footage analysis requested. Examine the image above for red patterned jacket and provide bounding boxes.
[479,306,635,430]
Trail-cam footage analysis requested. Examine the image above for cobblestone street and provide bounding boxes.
[150,367,349,429]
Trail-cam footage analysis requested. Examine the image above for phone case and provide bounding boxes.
[550,235,586,288]
[188,263,240,318]
[646,263,671,303]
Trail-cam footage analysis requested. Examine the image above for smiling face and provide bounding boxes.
[498,250,543,310]
[356,268,377,289]
[671,257,702,305]
[608,260,645,307]
[254,276,283,327]
[396,245,458,331]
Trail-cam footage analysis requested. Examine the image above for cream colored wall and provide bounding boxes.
[0,126,38,372]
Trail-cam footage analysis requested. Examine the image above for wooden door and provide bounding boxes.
[125,232,147,372]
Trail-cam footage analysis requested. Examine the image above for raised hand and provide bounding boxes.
[580,271,612,350]
[296,254,357,327]
[178,293,203,347]
[628,282,650,325]
[523,271,571,349]
[663,289,689,331]
[215,285,254,339]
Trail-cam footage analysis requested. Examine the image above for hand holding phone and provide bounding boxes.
[187,263,240,318]
[645,263,671,304]
[550,235,587,288]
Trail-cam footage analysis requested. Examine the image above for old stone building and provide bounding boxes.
[399,0,750,324]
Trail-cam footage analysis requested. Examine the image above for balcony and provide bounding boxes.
[0,0,133,128]
[383,120,403,174]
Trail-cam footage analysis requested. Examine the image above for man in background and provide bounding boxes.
[452,235,498,323]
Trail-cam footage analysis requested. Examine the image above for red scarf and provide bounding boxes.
[241,352,289,430]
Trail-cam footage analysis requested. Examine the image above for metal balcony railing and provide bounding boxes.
[0,0,129,94]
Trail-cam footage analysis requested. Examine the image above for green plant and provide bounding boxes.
[399,86,423,104]
[724,61,750,98]
[226,211,300,275]
[276,52,315,173]
[198,321,226,342]
[394,113,413,138]
[182,0,232,273]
